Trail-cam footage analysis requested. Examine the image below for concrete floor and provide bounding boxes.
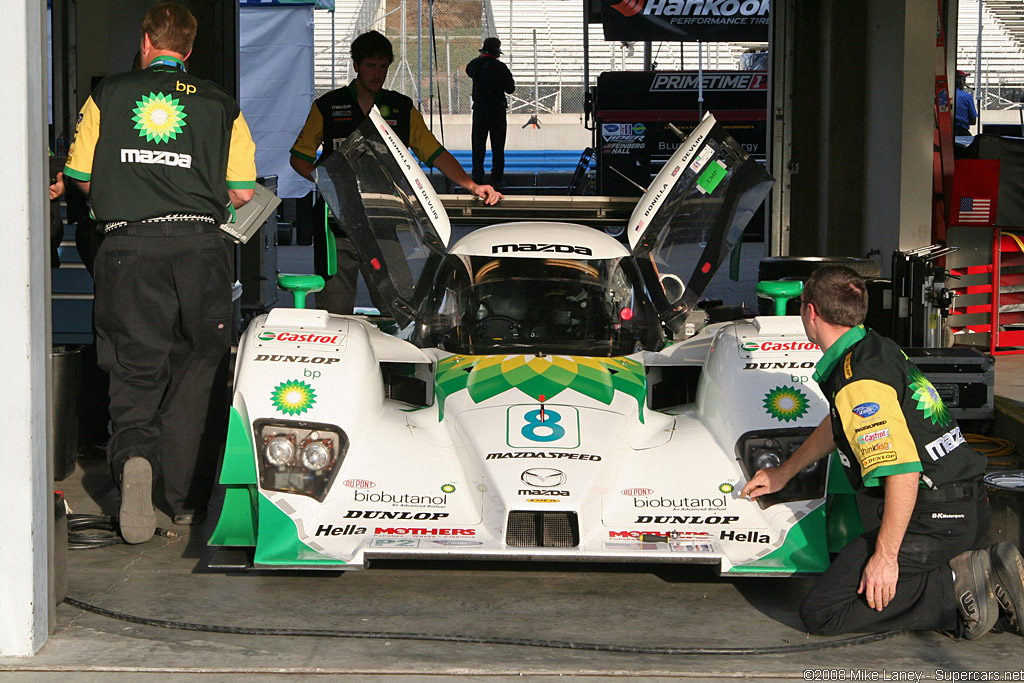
[6,244,1024,679]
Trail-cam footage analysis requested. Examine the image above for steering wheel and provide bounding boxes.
[471,300,530,339]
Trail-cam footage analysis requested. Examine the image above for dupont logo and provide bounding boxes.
[343,479,376,489]
[257,331,341,344]
[622,488,654,496]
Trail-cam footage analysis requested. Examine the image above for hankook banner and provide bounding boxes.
[600,0,769,42]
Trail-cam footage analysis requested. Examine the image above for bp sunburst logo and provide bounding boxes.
[719,483,734,494]
[270,379,317,416]
[441,483,456,494]
[763,385,810,422]
[909,366,949,426]
[132,92,188,143]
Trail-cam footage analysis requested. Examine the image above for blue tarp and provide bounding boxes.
[240,6,316,199]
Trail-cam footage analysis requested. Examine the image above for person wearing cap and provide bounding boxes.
[742,266,1024,640]
[290,30,502,314]
[955,70,978,137]
[466,37,515,186]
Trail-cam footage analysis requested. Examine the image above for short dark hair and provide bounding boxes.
[351,30,393,66]
[141,3,196,57]
[803,266,868,328]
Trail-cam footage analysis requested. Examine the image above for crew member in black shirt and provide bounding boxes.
[65,3,257,543]
[290,30,501,314]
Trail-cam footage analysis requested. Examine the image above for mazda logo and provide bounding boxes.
[521,468,566,488]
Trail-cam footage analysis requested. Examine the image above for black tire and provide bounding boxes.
[758,256,882,282]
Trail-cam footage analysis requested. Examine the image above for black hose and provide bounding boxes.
[67,513,175,550]
[63,596,903,654]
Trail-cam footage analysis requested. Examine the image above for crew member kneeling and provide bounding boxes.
[741,266,1024,639]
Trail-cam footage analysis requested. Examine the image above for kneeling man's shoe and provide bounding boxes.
[119,457,155,544]
[950,549,998,639]
[990,542,1024,635]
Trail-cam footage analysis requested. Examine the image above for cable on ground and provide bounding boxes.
[67,514,176,550]
[63,596,903,655]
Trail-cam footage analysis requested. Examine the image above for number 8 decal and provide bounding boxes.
[521,408,565,442]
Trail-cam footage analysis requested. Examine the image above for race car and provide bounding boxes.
[209,111,863,574]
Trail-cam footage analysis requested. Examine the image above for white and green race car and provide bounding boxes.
[209,111,863,574]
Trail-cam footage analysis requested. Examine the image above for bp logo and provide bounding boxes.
[270,379,317,416]
[441,483,456,494]
[763,385,810,422]
[909,366,949,426]
[132,93,187,143]
[718,483,734,494]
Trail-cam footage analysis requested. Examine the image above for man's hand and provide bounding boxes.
[739,466,792,500]
[858,551,899,611]
[49,171,65,200]
[470,183,503,205]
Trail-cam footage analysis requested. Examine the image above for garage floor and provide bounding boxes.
[6,246,1024,680]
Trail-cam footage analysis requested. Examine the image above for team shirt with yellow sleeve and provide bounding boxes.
[64,56,256,224]
[813,326,985,492]
[289,81,444,169]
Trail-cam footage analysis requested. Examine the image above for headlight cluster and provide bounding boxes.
[254,419,348,502]
[736,428,826,509]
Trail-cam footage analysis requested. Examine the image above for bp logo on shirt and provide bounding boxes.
[132,93,188,143]
[908,366,949,426]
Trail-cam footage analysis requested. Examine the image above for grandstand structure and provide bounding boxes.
[957,0,1024,112]
[313,0,763,114]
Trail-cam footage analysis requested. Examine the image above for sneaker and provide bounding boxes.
[949,548,998,639]
[172,510,207,526]
[118,457,155,544]
[990,542,1024,635]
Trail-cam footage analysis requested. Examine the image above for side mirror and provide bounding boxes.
[660,273,686,305]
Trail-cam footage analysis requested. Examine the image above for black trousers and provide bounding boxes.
[94,225,232,516]
[800,489,990,635]
[471,108,508,184]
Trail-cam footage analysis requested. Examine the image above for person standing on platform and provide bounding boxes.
[64,3,257,542]
[955,70,978,137]
[466,37,515,186]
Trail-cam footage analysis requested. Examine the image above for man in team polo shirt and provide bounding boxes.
[742,266,1024,640]
[289,30,502,314]
[64,3,257,543]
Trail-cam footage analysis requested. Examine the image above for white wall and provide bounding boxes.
[0,0,52,656]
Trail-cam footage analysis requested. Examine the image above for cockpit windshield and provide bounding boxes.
[413,253,663,356]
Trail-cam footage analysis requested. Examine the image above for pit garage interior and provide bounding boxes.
[6,0,1024,678]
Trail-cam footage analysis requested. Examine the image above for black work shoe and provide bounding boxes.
[990,542,1024,635]
[118,457,155,544]
[950,549,999,639]
[173,510,207,526]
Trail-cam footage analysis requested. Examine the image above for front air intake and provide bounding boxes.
[506,511,580,548]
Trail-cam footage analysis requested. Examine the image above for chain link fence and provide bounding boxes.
[314,0,764,115]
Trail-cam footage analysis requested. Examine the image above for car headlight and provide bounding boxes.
[254,419,348,502]
[265,435,297,466]
[736,428,826,509]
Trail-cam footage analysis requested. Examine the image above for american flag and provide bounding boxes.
[958,197,993,224]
